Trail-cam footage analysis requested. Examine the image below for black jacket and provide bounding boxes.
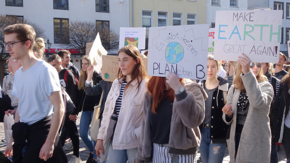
[200,77,229,143]
[0,91,13,122]
[68,64,80,80]
[273,82,290,144]
[78,72,102,112]
[59,69,79,114]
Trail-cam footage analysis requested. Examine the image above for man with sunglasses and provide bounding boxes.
[3,24,67,163]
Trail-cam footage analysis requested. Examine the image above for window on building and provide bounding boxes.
[158,12,167,27]
[6,15,24,22]
[211,0,220,6]
[54,0,69,10]
[54,18,69,44]
[211,22,215,28]
[286,28,290,44]
[6,0,23,7]
[173,13,182,26]
[274,2,284,18]
[96,20,110,49]
[142,11,152,28]
[96,0,109,12]
[230,0,238,7]
[281,27,284,44]
[287,3,290,19]
[187,14,196,25]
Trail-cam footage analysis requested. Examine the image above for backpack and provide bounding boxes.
[64,70,79,87]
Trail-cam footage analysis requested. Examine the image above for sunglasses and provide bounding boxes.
[250,62,261,68]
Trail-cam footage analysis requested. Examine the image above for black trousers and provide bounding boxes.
[283,125,290,163]
[12,116,67,163]
[59,116,79,157]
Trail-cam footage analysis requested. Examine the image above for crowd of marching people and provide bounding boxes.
[0,23,290,163]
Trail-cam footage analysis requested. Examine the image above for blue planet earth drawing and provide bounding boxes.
[165,42,184,64]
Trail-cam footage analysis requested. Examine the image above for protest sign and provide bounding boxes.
[148,25,209,80]
[214,10,283,62]
[288,41,290,58]
[4,114,14,147]
[119,27,146,49]
[89,33,107,73]
[86,42,93,56]
[102,55,119,82]
[208,28,215,54]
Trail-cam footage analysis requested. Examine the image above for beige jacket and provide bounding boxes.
[97,77,147,150]
[223,71,273,163]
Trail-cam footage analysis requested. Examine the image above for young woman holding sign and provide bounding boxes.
[78,55,102,163]
[199,55,230,163]
[136,73,206,163]
[95,45,147,163]
[222,54,273,163]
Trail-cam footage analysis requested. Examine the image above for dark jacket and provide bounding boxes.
[85,79,111,120]
[68,63,80,80]
[59,68,79,114]
[273,82,290,144]
[200,77,229,143]
[78,72,102,112]
[0,91,13,122]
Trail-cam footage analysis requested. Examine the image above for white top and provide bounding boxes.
[0,85,2,98]
[12,60,61,125]
[2,74,18,107]
[217,66,226,78]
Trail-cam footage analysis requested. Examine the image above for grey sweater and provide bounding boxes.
[137,79,207,162]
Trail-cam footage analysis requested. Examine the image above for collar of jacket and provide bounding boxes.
[117,77,139,86]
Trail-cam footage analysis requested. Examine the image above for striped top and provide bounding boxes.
[113,81,127,117]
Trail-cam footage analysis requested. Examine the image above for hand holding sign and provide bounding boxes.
[166,73,182,92]
[238,53,251,74]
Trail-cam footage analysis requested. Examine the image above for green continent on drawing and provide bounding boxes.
[104,73,109,79]
[165,42,184,64]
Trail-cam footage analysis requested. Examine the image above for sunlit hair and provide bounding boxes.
[33,37,45,60]
[78,55,91,90]
[233,63,267,92]
[207,55,219,68]
[147,76,183,114]
[264,63,274,75]
[280,52,287,61]
[117,45,147,90]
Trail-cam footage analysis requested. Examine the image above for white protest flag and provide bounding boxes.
[214,10,282,62]
[89,33,107,73]
[148,25,209,80]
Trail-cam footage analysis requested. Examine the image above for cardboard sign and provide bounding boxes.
[4,114,14,147]
[208,28,215,54]
[147,25,208,80]
[214,10,283,62]
[86,42,93,56]
[89,33,107,73]
[102,55,119,82]
[119,28,146,50]
[102,55,149,82]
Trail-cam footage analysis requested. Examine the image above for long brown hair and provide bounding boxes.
[147,76,183,114]
[78,55,91,90]
[280,69,290,89]
[233,63,267,91]
[117,45,147,90]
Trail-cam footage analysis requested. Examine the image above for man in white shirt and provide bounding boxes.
[4,24,67,163]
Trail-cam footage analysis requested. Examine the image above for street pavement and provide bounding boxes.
[0,112,287,163]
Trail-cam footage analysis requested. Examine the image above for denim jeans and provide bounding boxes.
[79,111,97,159]
[283,125,290,163]
[106,144,138,163]
[199,127,226,163]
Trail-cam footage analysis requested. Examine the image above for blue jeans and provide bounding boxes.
[79,111,97,159]
[199,127,226,163]
[106,144,138,163]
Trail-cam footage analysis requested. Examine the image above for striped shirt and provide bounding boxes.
[113,81,127,117]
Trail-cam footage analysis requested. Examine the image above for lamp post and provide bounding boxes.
[45,39,52,58]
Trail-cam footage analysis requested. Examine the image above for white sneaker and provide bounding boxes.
[68,155,81,163]
[65,143,73,151]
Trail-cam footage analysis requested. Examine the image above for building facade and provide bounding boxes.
[130,0,207,38]
[0,0,129,69]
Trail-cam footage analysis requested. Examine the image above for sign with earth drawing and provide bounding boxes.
[148,25,209,80]
[119,27,146,50]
